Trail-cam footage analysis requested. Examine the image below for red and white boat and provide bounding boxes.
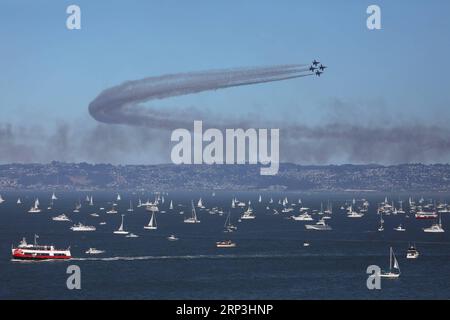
[415,211,438,220]
[11,235,71,261]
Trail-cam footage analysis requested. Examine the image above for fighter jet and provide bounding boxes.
[315,70,323,77]
[319,64,328,71]
[309,66,317,72]
[312,60,320,66]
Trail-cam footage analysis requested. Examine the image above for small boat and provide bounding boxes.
[90,213,99,217]
[224,212,237,232]
[70,223,96,232]
[303,242,310,247]
[0,195,5,204]
[99,222,107,225]
[241,205,256,220]
[378,213,384,232]
[28,198,41,213]
[167,234,179,241]
[305,219,332,231]
[127,200,134,212]
[347,206,364,218]
[126,233,139,238]
[216,240,237,248]
[85,248,105,255]
[89,196,94,206]
[406,244,419,259]
[394,224,406,232]
[169,200,174,210]
[113,214,129,235]
[99,207,105,211]
[106,206,118,214]
[379,247,401,278]
[51,192,58,201]
[52,214,71,222]
[292,212,313,221]
[144,212,157,230]
[117,193,121,201]
[17,198,22,205]
[184,201,201,224]
[423,215,445,233]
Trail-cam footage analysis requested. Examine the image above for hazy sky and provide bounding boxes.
[1,0,450,164]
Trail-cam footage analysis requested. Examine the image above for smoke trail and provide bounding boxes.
[88,64,312,128]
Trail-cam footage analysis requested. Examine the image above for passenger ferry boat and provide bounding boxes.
[11,235,71,261]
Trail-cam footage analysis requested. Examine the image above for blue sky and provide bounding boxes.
[1,0,450,164]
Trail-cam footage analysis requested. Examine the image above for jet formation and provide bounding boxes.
[310,59,327,77]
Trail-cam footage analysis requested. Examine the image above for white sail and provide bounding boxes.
[118,215,124,231]
[89,196,94,206]
[34,198,40,208]
[197,198,203,208]
[145,212,157,229]
[51,192,58,200]
[258,195,262,203]
[117,194,121,201]
[0,195,4,203]
[169,200,173,210]
[17,198,21,204]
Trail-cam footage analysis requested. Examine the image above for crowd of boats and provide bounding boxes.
[1,192,447,278]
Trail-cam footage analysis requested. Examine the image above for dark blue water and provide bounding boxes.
[0,191,449,299]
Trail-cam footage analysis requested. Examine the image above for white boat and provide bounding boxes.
[184,201,200,224]
[144,212,157,230]
[241,205,256,220]
[145,205,159,213]
[85,248,105,255]
[379,247,401,278]
[394,224,406,232]
[303,242,310,247]
[197,198,205,209]
[258,195,262,203]
[113,214,129,235]
[224,212,237,232]
[423,215,445,233]
[73,202,81,213]
[169,200,174,210]
[52,214,71,222]
[216,240,237,248]
[378,213,384,232]
[406,244,419,259]
[127,200,134,212]
[89,196,94,206]
[51,192,58,201]
[292,212,313,221]
[117,193,121,201]
[70,223,96,232]
[90,213,99,217]
[167,234,179,241]
[16,198,22,205]
[347,206,364,218]
[28,198,41,213]
[106,206,118,214]
[0,195,5,204]
[99,222,107,225]
[305,219,332,231]
[126,233,139,238]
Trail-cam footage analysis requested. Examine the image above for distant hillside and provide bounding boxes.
[1,162,450,192]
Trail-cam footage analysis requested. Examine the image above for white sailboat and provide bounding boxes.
[51,192,58,201]
[231,198,236,209]
[113,214,129,235]
[378,213,384,232]
[224,212,237,232]
[17,198,22,205]
[258,195,262,203]
[117,193,121,201]
[197,198,205,209]
[169,200,174,210]
[379,247,401,278]
[0,195,5,204]
[144,212,157,230]
[127,200,134,212]
[28,198,41,213]
[89,196,94,206]
[241,205,256,220]
[184,201,200,224]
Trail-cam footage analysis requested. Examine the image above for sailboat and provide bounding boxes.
[113,214,129,235]
[378,213,384,232]
[17,198,22,205]
[241,204,256,220]
[28,198,41,213]
[169,200,174,210]
[0,195,5,204]
[258,195,262,203]
[51,192,58,201]
[117,193,121,201]
[231,198,236,209]
[73,201,81,213]
[379,247,401,278]
[144,212,157,230]
[224,212,237,232]
[184,201,200,224]
[127,200,134,212]
[197,198,205,209]
[89,196,94,206]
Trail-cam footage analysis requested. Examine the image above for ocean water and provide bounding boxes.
[0,191,449,300]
